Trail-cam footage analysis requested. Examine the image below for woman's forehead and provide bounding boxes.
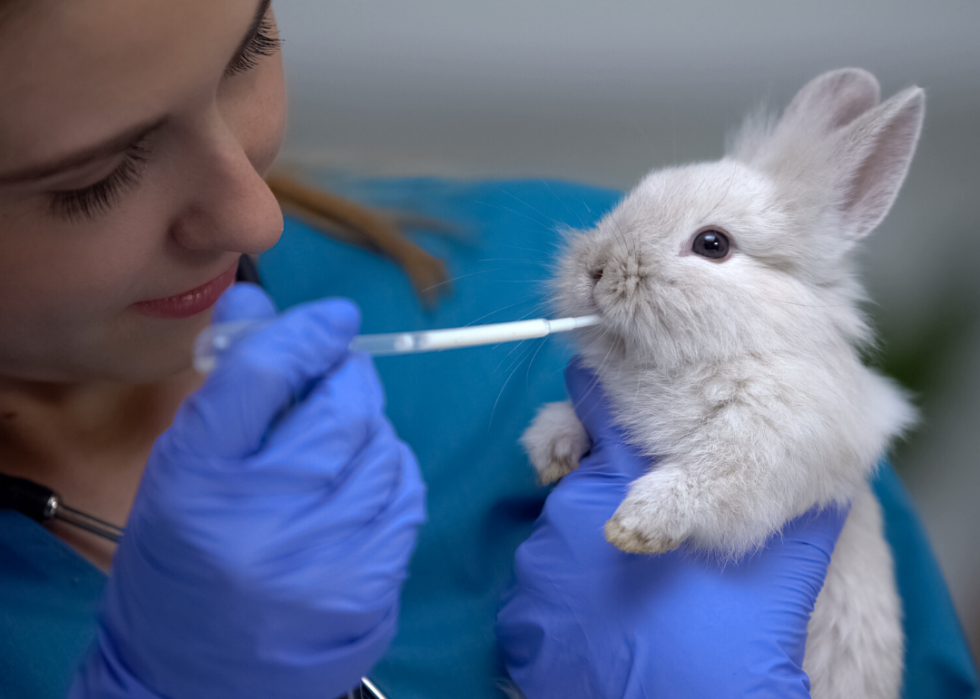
[0,0,256,177]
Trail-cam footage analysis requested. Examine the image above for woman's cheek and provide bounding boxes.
[0,209,162,380]
[222,52,287,178]
[0,222,122,313]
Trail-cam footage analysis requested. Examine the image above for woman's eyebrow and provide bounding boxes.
[226,0,272,72]
[0,117,167,185]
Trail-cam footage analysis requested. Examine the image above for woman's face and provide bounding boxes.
[0,0,286,383]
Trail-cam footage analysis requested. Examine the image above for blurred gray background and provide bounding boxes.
[273,0,980,656]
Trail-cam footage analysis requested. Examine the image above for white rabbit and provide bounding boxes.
[521,68,923,699]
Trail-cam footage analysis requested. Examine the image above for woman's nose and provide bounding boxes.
[169,117,283,256]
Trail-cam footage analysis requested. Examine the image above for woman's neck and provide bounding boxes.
[0,368,203,571]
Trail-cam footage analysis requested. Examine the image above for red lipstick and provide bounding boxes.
[133,263,238,319]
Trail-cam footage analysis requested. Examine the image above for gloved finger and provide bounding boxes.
[173,298,362,458]
[308,436,426,583]
[242,440,425,675]
[211,282,277,325]
[254,354,387,486]
[565,357,620,444]
[778,502,852,557]
[564,358,649,477]
[741,502,853,619]
[206,431,425,587]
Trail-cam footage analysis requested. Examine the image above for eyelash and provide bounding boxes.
[225,14,282,77]
[49,140,150,222]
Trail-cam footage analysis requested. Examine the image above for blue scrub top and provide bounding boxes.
[1,176,977,699]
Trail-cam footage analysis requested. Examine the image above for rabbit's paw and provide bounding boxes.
[605,473,692,554]
[520,401,589,485]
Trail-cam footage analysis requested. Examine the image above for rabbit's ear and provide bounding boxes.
[782,68,881,134]
[730,69,880,163]
[828,86,924,239]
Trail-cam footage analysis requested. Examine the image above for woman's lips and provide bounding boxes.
[132,263,238,319]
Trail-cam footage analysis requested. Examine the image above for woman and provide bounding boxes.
[0,1,900,698]
[1,1,422,696]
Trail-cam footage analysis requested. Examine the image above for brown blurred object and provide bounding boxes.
[266,172,452,308]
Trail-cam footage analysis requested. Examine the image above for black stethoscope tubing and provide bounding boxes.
[0,471,124,542]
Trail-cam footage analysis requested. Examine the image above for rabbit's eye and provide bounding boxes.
[692,229,730,260]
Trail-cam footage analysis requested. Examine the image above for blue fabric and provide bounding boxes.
[0,511,105,698]
[874,466,980,698]
[0,175,975,699]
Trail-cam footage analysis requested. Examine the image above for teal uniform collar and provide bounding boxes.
[0,510,105,699]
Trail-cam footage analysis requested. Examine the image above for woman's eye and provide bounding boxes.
[225,14,282,78]
[49,141,150,222]
[692,229,731,260]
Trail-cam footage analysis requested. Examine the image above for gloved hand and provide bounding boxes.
[70,284,425,699]
[497,359,848,699]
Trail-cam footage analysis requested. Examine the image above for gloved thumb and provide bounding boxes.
[212,282,277,324]
[565,357,620,446]
[174,296,362,459]
[564,357,651,481]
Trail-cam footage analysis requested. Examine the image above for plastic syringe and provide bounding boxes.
[194,314,601,373]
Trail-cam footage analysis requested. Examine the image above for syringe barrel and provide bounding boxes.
[349,332,419,356]
[193,319,270,373]
[194,321,428,367]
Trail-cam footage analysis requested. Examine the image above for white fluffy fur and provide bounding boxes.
[520,401,590,485]
[521,69,923,699]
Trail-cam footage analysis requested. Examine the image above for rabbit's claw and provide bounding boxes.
[605,476,690,554]
[535,437,582,485]
[521,401,589,485]
[604,515,683,555]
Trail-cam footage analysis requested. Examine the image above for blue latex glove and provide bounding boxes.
[497,359,849,698]
[70,284,426,699]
